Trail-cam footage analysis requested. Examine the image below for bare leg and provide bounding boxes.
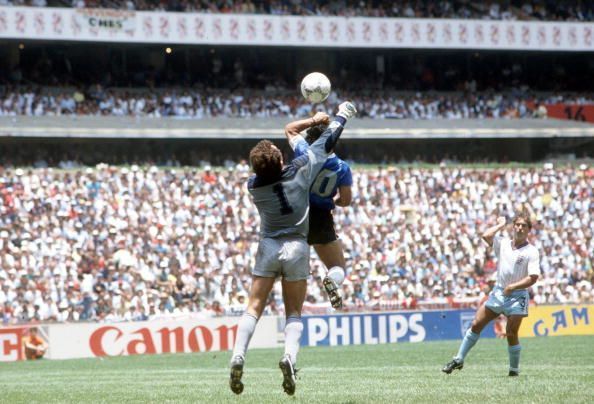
[471,304,500,334]
[246,275,276,318]
[506,315,523,346]
[313,240,346,269]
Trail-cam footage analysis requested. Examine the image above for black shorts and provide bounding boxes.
[308,206,338,245]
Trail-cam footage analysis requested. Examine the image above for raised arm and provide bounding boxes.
[301,102,357,185]
[307,102,356,159]
[482,216,507,247]
[284,112,330,150]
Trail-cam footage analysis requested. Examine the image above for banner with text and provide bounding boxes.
[48,316,277,360]
[0,7,592,50]
[73,8,136,36]
[0,317,276,361]
[519,305,593,337]
[301,310,496,347]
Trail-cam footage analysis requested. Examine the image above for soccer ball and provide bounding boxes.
[300,72,331,103]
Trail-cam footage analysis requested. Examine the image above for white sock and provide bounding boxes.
[284,316,303,365]
[232,313,258,360]
[327,266,345,285]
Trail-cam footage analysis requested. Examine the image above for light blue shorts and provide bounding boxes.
[485,286,529,317]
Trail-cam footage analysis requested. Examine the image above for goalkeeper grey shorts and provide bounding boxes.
[252,237,310,281]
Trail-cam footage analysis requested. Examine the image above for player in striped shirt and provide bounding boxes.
[442,213,540,376]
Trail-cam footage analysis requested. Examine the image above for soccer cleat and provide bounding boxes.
[279,354,297,396]
[337,101,357,119]
[323,276,343,309]
[229,355,245,395]
[442,358,464,374]
[509,370,519,377]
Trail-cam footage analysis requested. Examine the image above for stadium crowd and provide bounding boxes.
[1,0,593,21]
[0,163,592,324]
[2,85,589,119]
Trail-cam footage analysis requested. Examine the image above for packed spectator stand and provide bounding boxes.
[1,0,593,21]
[0,0,592,326]
[0,163,592,325]
[3,85,593,119]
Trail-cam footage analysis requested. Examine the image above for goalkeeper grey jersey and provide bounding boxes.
[248,120,344,239]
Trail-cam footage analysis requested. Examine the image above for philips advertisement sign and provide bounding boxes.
[302,310,495,347]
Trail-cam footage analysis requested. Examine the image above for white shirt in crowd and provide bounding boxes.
[493,235,540,289]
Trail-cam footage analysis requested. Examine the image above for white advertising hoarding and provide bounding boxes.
[0,316,278,361]
[48,316,278,360]
[0,6,592,51]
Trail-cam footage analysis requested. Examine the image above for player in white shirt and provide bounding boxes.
[442,213,540,376]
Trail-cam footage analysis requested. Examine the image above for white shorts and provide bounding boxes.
[253,237,310,281]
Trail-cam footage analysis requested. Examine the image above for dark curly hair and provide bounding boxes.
[249,140,283,181]
[304,124,329,145]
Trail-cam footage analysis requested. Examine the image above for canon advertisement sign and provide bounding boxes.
[0,317,277,361]
[52,318,277,360]
[88,324,238,356]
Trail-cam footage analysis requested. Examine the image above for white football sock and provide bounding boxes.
[284,316,304,365]
[232,312,258,360]
[327,266,345,285]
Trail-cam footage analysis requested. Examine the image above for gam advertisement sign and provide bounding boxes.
[519,305,593,337]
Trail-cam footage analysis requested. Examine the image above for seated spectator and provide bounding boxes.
[23,327,49,360]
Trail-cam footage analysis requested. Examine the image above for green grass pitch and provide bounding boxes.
[1,336,593,403]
